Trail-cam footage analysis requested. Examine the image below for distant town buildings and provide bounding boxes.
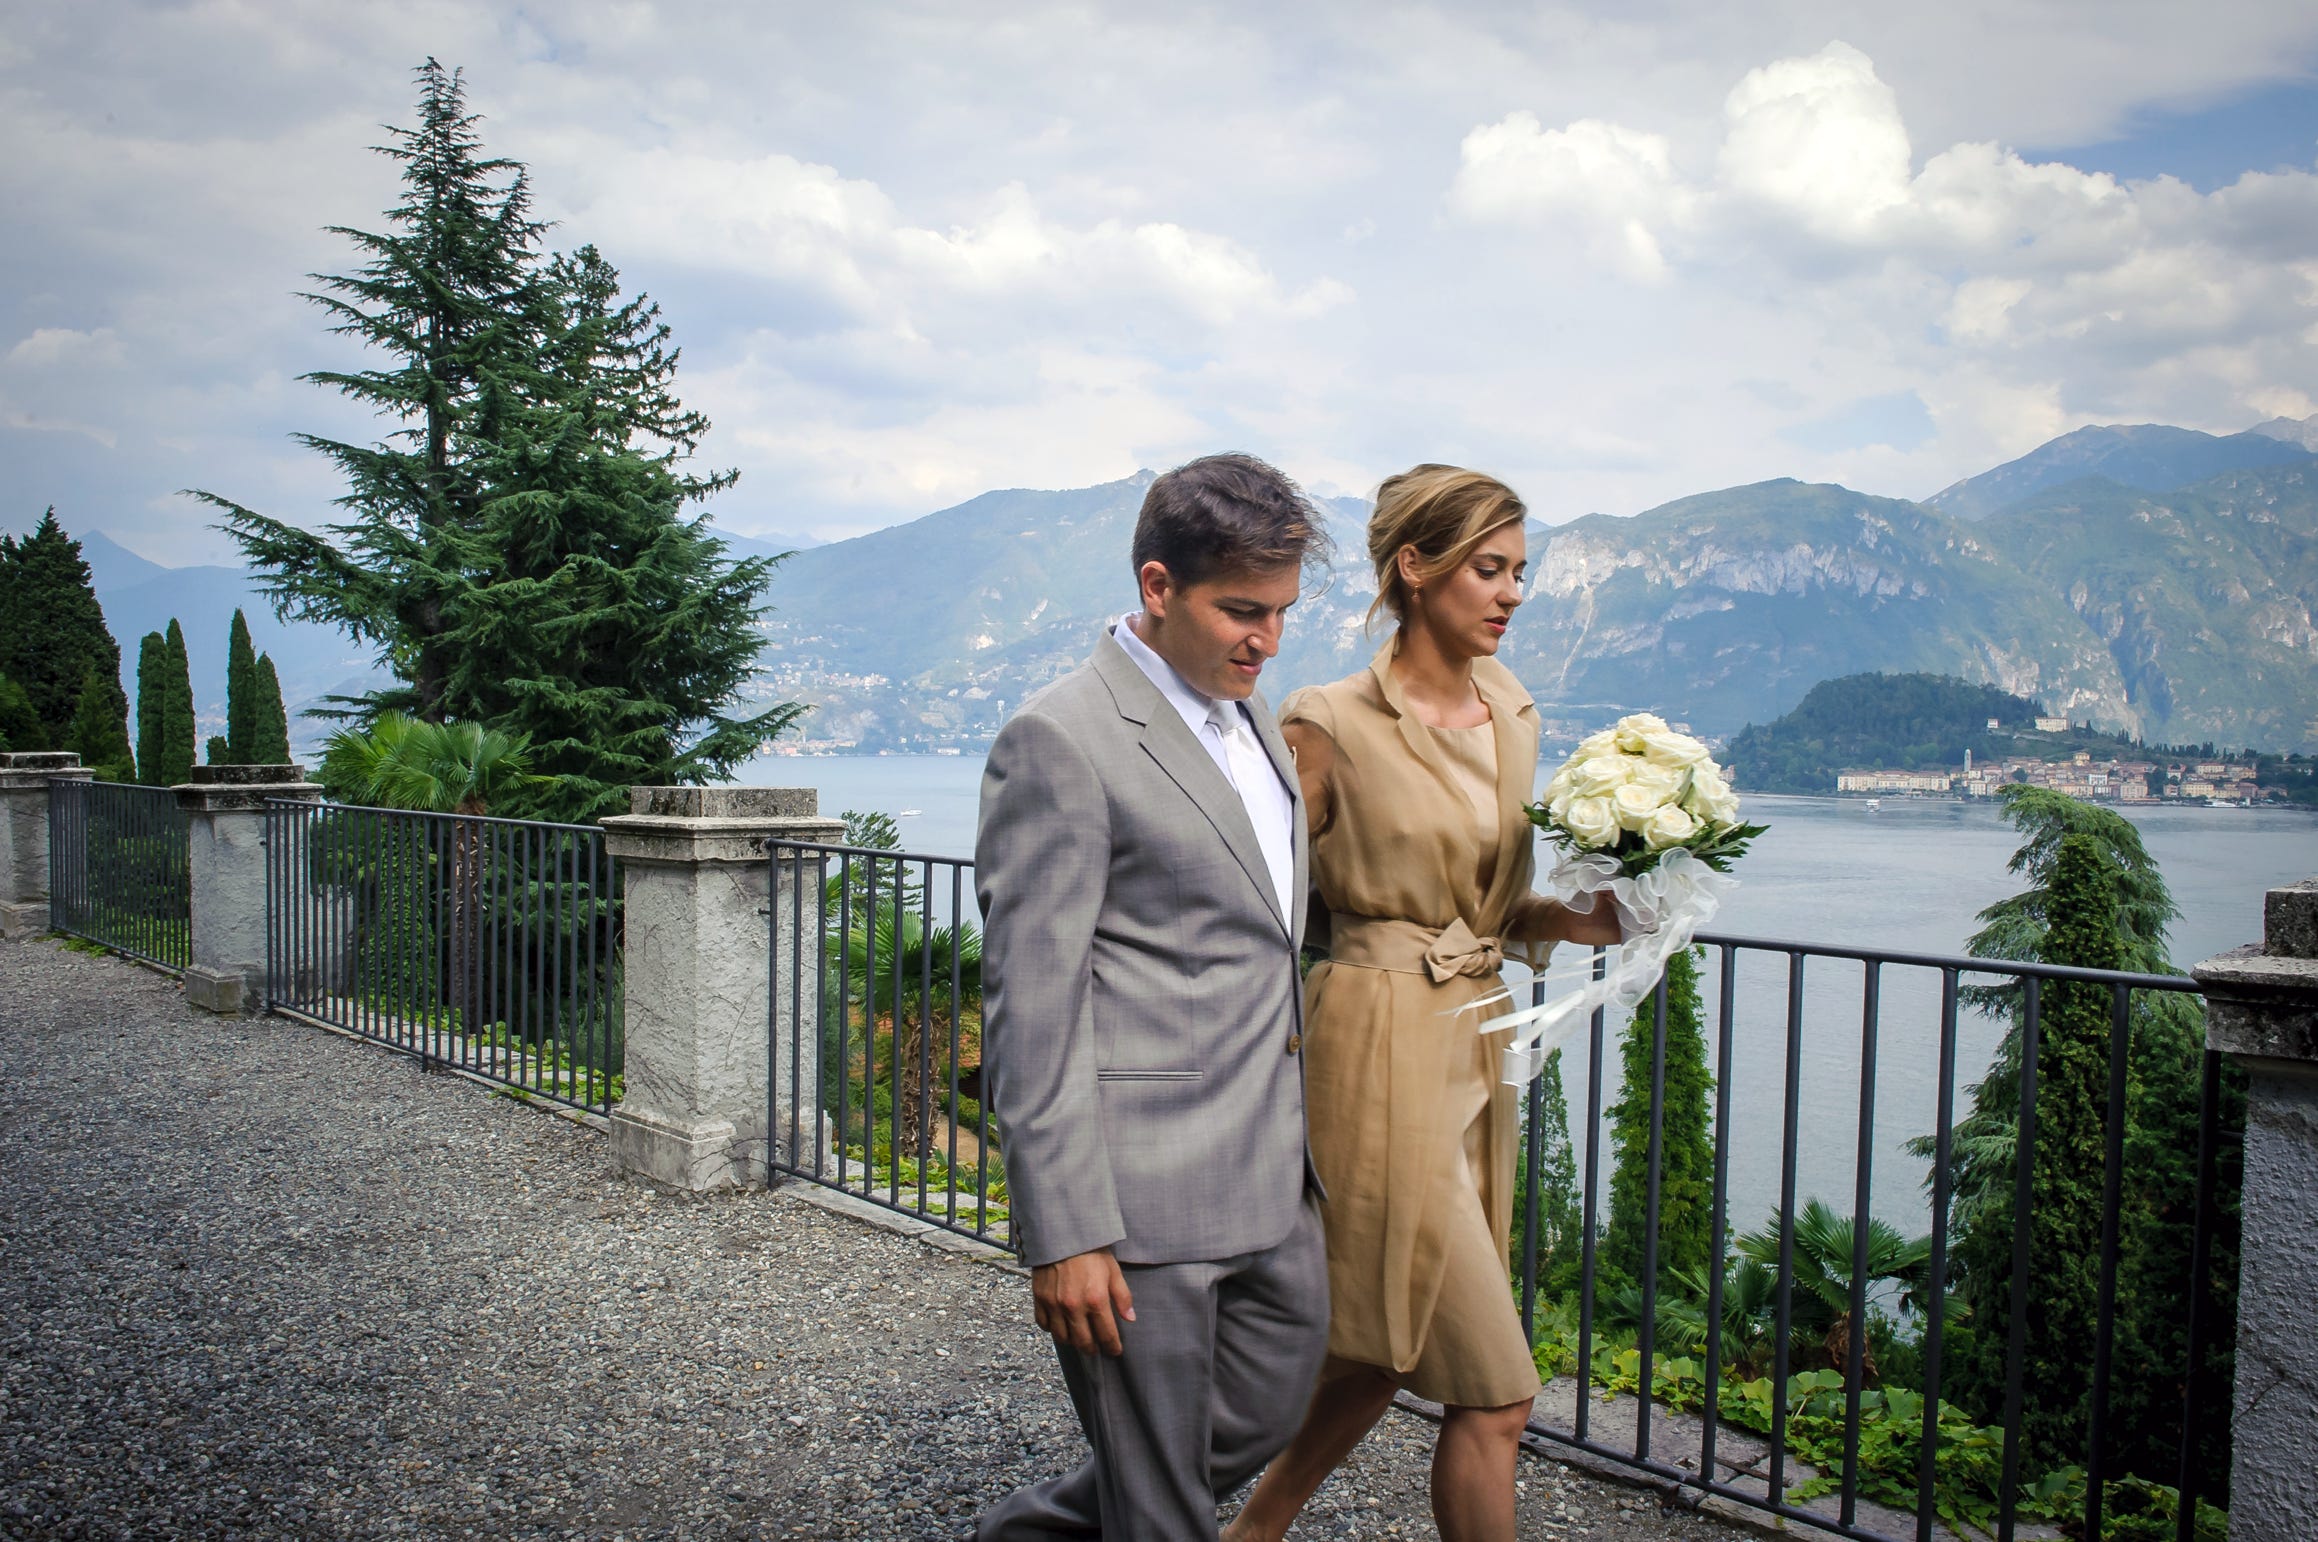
[1832,754,2268,804]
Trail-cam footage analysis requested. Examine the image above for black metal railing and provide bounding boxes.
[47,778,190,971]
[765,837,2240,1541]
[1509,935,2236,1542]
[264,799,622,1117]
[764,841,1004,1250]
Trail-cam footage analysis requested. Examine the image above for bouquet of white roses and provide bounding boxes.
[1480,713,1765,1086]
[1535,713,1763,877]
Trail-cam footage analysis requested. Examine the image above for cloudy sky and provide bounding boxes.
[6,2,2318,563]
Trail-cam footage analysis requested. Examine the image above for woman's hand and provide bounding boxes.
[1539,897,1623,947]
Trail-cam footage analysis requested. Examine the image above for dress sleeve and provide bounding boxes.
[1278,686,1339,838]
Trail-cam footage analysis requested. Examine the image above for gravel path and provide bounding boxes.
[0,938,1749,1541]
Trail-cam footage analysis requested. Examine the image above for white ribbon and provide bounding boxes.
[1473,846,1735,1086]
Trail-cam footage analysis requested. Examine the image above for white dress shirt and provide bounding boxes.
[1113,615,1297,922]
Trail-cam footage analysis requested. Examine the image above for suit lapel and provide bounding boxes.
[1093,635,1290,935]
[1243,691,1307,942]
[1472,661,1539,928]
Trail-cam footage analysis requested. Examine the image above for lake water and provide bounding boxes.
[743,752,2318,1236]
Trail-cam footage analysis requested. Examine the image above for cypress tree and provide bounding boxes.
[1601,948,1716,1294]
[193,63,799,819]
[0,509,125,748]
[156,619,196,786]
[223,608,259,762]
[1954,834,2117,1468]
[1915,786,2241,1489]
[67,669,136,782]
[1530,1047,1586,1300]
[252,654,291,764]
[135,632,168,784]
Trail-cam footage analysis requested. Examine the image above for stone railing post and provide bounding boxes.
[600,787,841,1191]
[176,764,322,1012]
[2194,877,2318,1535]
[0,752,92,939]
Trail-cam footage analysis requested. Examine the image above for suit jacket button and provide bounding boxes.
[1286,1033,1302,1055]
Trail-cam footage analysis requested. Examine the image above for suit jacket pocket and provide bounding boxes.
[1094,1068,1204,1082]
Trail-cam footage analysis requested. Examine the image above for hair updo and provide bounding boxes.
[1365,464,1527,631]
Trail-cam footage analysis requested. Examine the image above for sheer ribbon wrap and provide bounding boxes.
[1472,847,1734,1086]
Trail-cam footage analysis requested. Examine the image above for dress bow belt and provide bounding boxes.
[1329,915,1505,984]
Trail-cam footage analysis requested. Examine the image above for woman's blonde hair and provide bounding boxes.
[1365,464,1527,631]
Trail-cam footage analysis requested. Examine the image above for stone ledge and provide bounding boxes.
[601,813,844,866]
[2198,942,2318,1067]
[627,785,819,819]
[0,760,93,792]
[174,772,323,814]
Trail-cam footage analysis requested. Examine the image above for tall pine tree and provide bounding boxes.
[193,62,797,821]
[155,620,196,787]
[0,510,125,750]
[1953,834,2117,1468]
[136,632,168,783]
[252,654,291,764]
[224,609,259,762]
[1601,948,1717,1294]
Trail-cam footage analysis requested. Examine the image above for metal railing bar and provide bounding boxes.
[1840,960,1880,1526]
[1574,945,1606,1444]
[1694,930,2198,991]
[1636,974,1670,1461]
[1767,952,1806,1505]
[2175,1050,2224,1542]
[1699,942,1736,1492]
[1915,968,1960,1542]
[1995,977,2043,1542]
[2084,982,2133,1540]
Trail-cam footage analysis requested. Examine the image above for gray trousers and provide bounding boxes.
[979,1195,1329,1541]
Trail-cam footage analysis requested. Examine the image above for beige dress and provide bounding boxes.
[1281,645,1557,1409]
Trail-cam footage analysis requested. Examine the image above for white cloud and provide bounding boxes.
[5,4,2318,560]
[1448,39,2318,469]
[1718,41,1913,241]
[1447,113,1687,280]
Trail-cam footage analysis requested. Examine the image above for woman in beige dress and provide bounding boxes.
[1227,466,1620,1542]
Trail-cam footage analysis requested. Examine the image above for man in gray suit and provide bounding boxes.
[976,454,1332,1540]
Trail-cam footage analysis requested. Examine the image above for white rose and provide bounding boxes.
[1568,754,1632,798]
[1576,729,1620,760]
[1563,795,1620,848]
[1612,713,1670,753]
[1628,761,1684,800]
[1642,803,1698,850]
[1684,766,1739,824]
[1547,788,1574,822]
[1541,763,1576,803]
[1611,782,1663,832]
[1638,728,1711,768]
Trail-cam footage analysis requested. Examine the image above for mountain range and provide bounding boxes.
[30,412,2318,756]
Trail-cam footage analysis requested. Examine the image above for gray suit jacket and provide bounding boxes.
[977,631,1314,1269]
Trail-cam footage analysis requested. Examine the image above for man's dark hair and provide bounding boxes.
[1130,453,1334,589]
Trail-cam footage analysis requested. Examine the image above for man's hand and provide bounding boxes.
[1032,1248,1136,1357]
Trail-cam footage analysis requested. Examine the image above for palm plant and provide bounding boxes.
[1614,1258,1784,1382]
[834,897,982,1162]
[321,714,541,1034]
[1736,1199,1935,1383]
